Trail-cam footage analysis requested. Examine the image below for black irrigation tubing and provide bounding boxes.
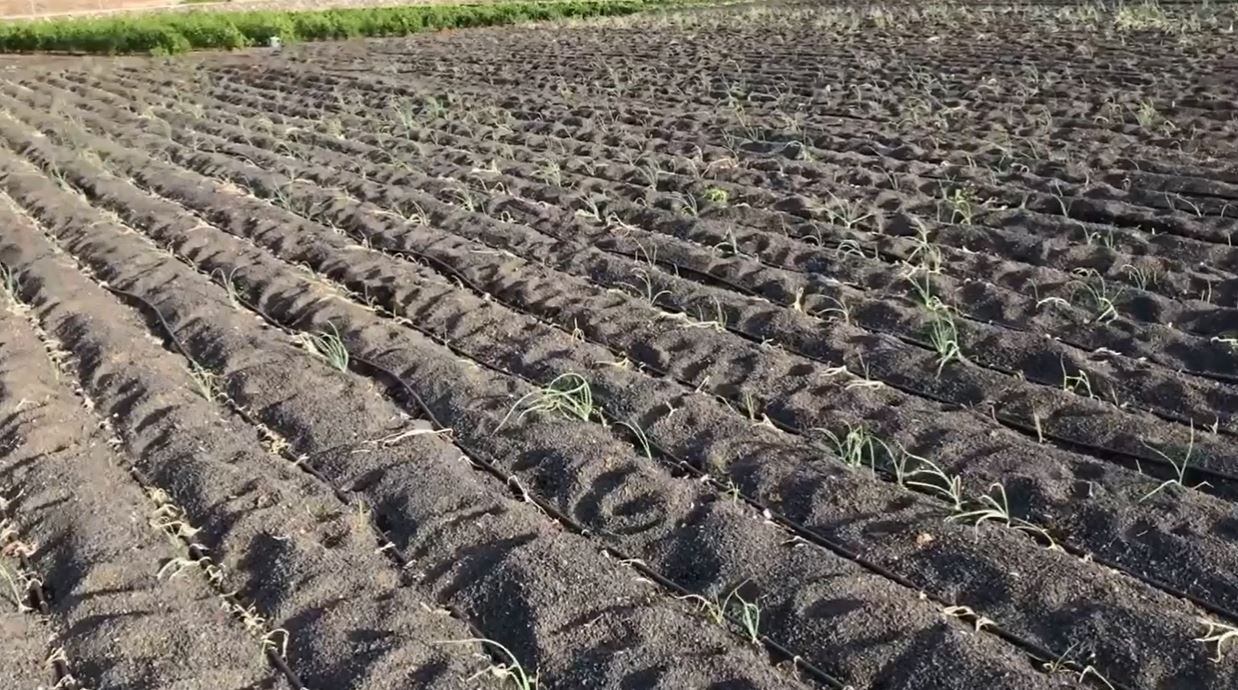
[345,347,848,689]
[78,145,1238,689]
[117,246,848,690]
[639,218,1238,390]
[93,73,1231,346]
[323,252,1134,690]
[884,322,1238,443]
[595,229,1232,437]
[992,408,1238,500]
[37,104,1238,638]
[597,241,761,297]
[700,310,1238,524]
[627,264,1238,492]
[984,315,1238,388]
[0,508,73,687]
[706,207,1205,326]
[322,212,1238,633]
[1190,366,1238,385]
[126,182,1129,688]
[90,283,310,690]
[95,283,537,687]
[69,108,1238,509]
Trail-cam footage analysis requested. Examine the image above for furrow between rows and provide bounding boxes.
[25,80,1238,498]
[177,65,1238,304]
[0,111,1088,689]
[0,131,826,690]
[0,200,288,690]
[210,61,1238,255]
[65,69,1238,388]
[7,81,1238,689]
[24,87,1238,587]
[47,87,1238,494]
[0,156,533,690]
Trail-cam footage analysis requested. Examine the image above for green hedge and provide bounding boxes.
[0,0,670,54]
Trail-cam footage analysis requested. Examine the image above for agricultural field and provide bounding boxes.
[2,1,1238,688]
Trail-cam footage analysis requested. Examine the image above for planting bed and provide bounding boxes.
[1,2,1238,689]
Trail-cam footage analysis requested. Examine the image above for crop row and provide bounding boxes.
[4,58,1238,687]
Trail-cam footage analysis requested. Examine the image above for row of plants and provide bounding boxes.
[0,0,675,54]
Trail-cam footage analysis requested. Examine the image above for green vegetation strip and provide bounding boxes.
[0,0,674,55]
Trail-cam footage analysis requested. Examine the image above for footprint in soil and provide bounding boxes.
[805,597,865,619]
[1219,516,1238,541]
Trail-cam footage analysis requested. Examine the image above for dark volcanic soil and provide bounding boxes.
[2,2,1238,689]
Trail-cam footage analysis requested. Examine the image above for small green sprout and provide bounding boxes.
[703,187,729,204]
[496,373,594,432]
[299,323,350,372]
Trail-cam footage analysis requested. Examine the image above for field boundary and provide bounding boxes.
[0,0,683,54]
[2,0,537,22]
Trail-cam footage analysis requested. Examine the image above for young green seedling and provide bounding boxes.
[1197,617,1238,661]
[949,482,1056,546]
[724,585,762,645]
[817,422,878,471]
[907,270,941,311]
[437,638,538,690]
[0,562,32,612]
[944,185,983,225]
[1132,100,1161,130]
[1139,425,1211,502]
[210,266,243,310]
[299,323,350,372]
[673,191,702,218]
[1069,269,1121,324]
[0,263,21,306]
[617,419,653,460]
[818,295,853,325]
[1041,640,1117,690]
[1060,359,1096,399]
[823,192,874,229]
[680,581,763,645]
[703,187,729,205]
[906,222,943,274]
[904,455,965,513]
[188,363,219,402]
[1120,263,1159,290]
[883,441,921,486]
[496,373,595,432]
[927,309,964,376]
